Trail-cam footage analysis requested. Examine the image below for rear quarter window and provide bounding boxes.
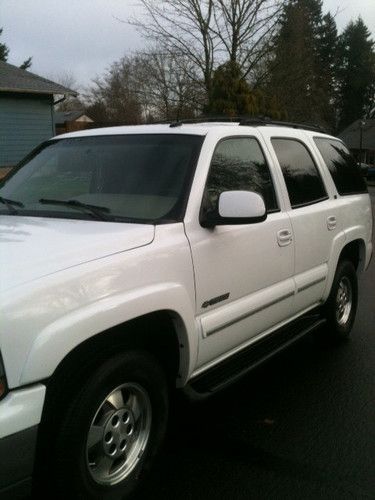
[314,137,367,195]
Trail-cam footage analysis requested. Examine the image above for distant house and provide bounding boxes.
[0,61,76,175]
[54,110,93,135]
[339,119,375,166]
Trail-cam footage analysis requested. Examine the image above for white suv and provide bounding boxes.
[0,120,372,499]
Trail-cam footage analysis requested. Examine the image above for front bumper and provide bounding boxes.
[0,384,46,497]
[0,426,38,498]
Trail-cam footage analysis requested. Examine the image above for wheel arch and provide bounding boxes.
[43,309,192,399]
[19,283,198,388]
[323,237,366,302]
[338,238,366,273]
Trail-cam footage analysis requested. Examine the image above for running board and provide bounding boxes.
[187,315,326,396]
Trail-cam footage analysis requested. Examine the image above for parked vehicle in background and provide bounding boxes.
[359,162,369,177]
[0,119,372,499]
[367,165,375,181]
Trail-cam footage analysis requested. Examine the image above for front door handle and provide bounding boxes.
[277,229,293,247]
[327,215,337,231]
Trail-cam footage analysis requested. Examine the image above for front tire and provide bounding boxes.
[323,259,358,340]
[48,351,168,499]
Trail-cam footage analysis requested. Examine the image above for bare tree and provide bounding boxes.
[130,1,216,96]
[85,60,142,124]
[51,71,83,111]
[129,0,283,103]
[85,51,204,123]
[132,51,204,120]
[212,0,282,80]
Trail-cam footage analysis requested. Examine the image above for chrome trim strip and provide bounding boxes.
[297,276,325,293]
[206,291,295,337]
[192,302,322,379]
[202,292,230,309]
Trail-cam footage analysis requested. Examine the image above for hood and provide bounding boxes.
[0,216,155,292]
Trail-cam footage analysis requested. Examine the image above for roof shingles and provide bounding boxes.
[0,61,77,96]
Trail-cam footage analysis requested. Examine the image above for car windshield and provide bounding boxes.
[0,134,203,223]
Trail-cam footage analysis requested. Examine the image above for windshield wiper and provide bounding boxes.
[39,198,112,221]
[0,196,24,215]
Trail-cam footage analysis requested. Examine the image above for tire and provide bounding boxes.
[322,259,358,340]
[45,351,168,500]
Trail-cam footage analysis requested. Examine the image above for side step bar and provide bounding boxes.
[188,315,326,396]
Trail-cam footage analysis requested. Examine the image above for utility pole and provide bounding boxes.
[359,119,366,165]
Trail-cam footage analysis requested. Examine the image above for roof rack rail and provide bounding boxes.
[165,116,326,133]
[239,117,325,133]
[168,116,241,127]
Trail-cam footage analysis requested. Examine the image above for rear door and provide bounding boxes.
[263,130,342,313]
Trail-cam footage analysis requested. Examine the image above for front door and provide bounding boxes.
[185,135,295,370]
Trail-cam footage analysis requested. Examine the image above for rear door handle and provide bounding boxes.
[327,216,337,231]
[277,229,293,247]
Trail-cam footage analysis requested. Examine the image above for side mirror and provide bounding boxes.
[201,190,267,228]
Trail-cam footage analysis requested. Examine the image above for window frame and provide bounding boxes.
[200,135,281,224]
[271,136,329,210]
[313,136,368,196]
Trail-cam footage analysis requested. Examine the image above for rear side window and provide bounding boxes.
[271,138,327,208]
[204,137,278,212]
[314,138,367,195]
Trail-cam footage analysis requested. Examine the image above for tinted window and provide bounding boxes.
[272,139,327,208]
[314,138,367,195]
[0,134,203,222]
[203,137,278,215]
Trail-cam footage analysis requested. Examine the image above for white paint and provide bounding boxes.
[218,191,266,218]
[0,216,155,293]
[0,384,45,438]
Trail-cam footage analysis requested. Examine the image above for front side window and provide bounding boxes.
[271,138,327,208]
[314,138,367,195]
[202,137,278,216]
[0,134,203,223]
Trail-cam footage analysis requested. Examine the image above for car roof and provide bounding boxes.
[55,122,336,141]
[55,123,235,139]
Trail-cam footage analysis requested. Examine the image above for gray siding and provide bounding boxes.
[0,93,54,167]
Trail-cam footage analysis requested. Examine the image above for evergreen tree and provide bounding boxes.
[317,13,339,128]
[0,27,32,69]
[0,28,10,61]
[206,61,260,116]
[337,18,375,130]
[20,57,32,70]
[266,0,338,129]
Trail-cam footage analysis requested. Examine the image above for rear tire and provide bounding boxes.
[322,259,358,340]
[44,351,168,499]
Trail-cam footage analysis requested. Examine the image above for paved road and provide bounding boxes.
[139,187,375,500]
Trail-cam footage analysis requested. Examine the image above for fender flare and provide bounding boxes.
[20,283,198,386]
[322,228,366,302]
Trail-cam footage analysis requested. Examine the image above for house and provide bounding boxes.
[339,119,375,166]
[54,110,93,135]
[0,61,76,176]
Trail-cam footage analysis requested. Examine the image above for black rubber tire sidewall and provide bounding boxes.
[324,259,358,339]
[51,350,168,500]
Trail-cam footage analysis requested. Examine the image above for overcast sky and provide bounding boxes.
[1,0,375,91]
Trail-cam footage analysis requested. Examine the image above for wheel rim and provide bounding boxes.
[86,383,152,486]
[335,276,352,326]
